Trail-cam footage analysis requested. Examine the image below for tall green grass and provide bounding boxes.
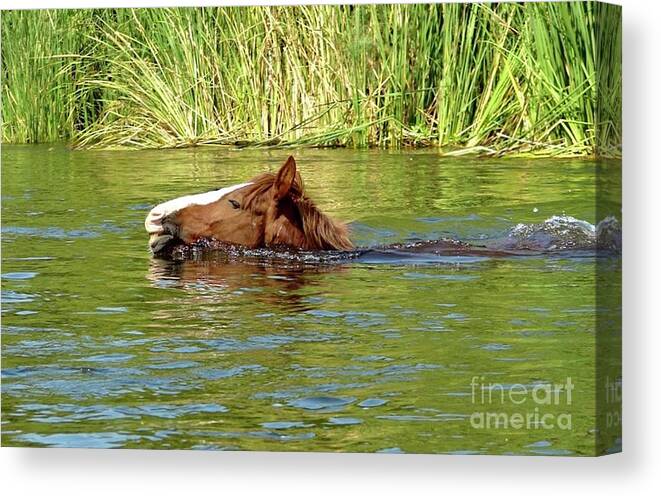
[0,9,99,143]
[1,3,621,156]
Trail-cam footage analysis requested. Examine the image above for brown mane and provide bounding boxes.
[242,172,353,251]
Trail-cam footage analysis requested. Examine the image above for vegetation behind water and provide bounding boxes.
[1,3,621,155]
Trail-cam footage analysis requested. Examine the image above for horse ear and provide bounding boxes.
[274,156,297,200]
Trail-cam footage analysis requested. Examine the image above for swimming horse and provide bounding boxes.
[145,156,621,258]
[146,156,353,256]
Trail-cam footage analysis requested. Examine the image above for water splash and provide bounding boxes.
[503,215,621,252]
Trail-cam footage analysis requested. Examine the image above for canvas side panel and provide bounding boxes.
[594,0,622,456]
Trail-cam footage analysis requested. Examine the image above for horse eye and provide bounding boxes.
[228,199,241,209]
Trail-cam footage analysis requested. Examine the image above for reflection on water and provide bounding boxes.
[1,145,621,455]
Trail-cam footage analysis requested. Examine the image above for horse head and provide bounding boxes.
[145,156,353,255]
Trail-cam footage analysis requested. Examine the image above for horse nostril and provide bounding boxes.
[161,213,181,235]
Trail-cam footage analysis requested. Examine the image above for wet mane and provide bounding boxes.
[242,172,352,251]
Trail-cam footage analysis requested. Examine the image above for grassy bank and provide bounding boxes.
[1,3,621,156]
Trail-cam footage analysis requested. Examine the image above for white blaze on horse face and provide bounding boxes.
[145,182,252,234]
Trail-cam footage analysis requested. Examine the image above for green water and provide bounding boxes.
[1,145,621,455]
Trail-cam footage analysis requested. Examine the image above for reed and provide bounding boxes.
[1,3,621,156]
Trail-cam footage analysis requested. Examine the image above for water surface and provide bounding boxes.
[1,145,621,454]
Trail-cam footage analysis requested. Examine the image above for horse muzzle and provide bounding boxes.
[145,181,252,255]
[145,207,179,254]
[149,232,175,254]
